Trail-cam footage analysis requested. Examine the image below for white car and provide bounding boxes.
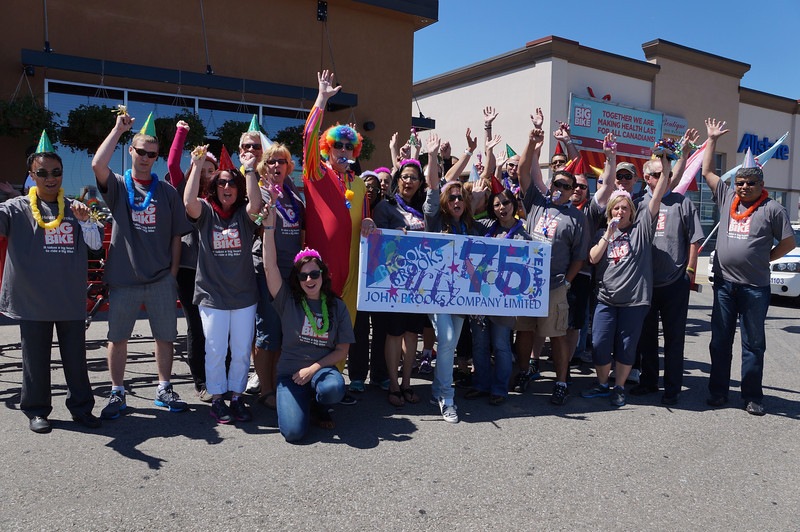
[707,223,800,301]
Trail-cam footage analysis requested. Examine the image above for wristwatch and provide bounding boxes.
[564,280,571,289]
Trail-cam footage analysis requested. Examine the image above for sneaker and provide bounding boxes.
[196,386,213,403]
[626,369,641,384]
[230,397,252,421]
[418,352,433,374]
[210,398,233,423]
[349,380,365,393]
[610,385,626,407]
[154,385,188,412]
[581,381,611,398]
[513,369,533,393]
[100,390,127,419]
[529,360,541,379]
[706,395,729,407]
[745,401,765,416]
[437,397,459,423]
[550,383,569,406]
[245,373,261,395]
[339,393,357,406]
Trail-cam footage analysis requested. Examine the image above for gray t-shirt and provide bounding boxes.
[0,196,88,320]
[523,184,589,287]
[273,283,354,375]
[251,182,305,280]
[713,181,793,287]
[642,189,704,287]
[595,206,657,307]
[99,171,192,286]
[191,200,258,309]
[391,196,426,231]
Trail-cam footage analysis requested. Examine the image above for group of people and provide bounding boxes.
[1,70,794,442]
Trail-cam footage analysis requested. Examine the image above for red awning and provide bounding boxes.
[577,150,698,191]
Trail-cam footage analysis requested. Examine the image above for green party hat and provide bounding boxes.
[247,114,260,133]
[506,144,517,157]
[139,112,156,137]
[35,130,55,153]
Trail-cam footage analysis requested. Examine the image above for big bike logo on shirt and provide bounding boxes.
[532,215,559,241]
[212,224,242,257]
[43,221,75,254]
[131,203,157,233]
[728,217,751,240]
[301,314,330,346]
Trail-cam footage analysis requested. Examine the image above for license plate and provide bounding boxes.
[771,277,784,285]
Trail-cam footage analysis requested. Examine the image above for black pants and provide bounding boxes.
[349,311,388,383]
[177,267,206,391]
[20,320,94,419]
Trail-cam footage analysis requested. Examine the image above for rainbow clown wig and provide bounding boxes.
[319,124,363,160]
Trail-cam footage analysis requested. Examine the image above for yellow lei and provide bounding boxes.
[29,186,65,230]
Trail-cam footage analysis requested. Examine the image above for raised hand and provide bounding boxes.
[389,132,399,151]
[495,150,508,168]
[317,69,341,102]
[240,150,257,168]
[553,122,571,142]
[529,128,545,145]
[426,132,441,154]
[602,133,617,158]
[483,106,498,126]
[114,113,134,133]
[399,143,411,161]
[465,128,478,153]
[485,134,502,152]
[70,201,92,222]
[440,140,451,159]
[190,144,209,163]
[176,120,189,130]
[530,107,544,129]
[705,118,729,140]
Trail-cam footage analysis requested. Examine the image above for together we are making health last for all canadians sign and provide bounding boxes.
[357,230,551,316]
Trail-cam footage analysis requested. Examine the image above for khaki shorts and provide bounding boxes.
[514,283,569,337]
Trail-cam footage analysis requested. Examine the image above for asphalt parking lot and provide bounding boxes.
[1,267,799,530]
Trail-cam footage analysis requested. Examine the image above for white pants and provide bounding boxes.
[199,304,257,395]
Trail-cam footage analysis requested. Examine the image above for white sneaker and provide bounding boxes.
[627,369,641,384]
[245,373,261,395]
[437,397,459,423]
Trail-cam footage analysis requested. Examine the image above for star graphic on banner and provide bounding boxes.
[418,287,425,295]
[448,263,459,274]
[476,263,487,274]
[501,285,511,296]
[387,286,399,297]
[516,294,524,302]
[506,245,518,256]
[420,237,430,248]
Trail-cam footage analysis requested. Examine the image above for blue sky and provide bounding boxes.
[413,0,800,100]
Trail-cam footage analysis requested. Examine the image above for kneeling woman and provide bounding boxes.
[261,206,353,442]
[184,145,262,423]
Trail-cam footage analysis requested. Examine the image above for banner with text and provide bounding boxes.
[357,230,551,316]
[569,96,663,157]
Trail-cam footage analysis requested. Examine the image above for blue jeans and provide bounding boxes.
[276,367,345,442]
[429,314,464,402]
[470,318,513,397]
[709,277,770,402]
[592,303,648,367]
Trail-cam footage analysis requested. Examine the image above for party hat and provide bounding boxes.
[218,145,235,171]
[506,144,517,158]
[139,112,156,137]
[247,114,260,133]
[469,165,480,182]
[490,174,505,194]
[742,147,759,168]
[35,130,54,153]
[562,158,577,173]
[553,142,564,156]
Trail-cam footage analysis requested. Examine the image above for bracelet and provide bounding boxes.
[565,140,573,145]
[263,225,274,230]
[601,236,610,243]
[465,150,473,156]
[686,267,695,274]
[244,167,255,173]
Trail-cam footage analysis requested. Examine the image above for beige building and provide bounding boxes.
[413,36,800,233]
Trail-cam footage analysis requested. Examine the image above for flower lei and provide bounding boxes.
[395,193,423,220]
[486,218,523,239]
[276,183,300,224]
[301,294,329,336]
[730,189,768,221]
[124,170,158,211]
[28,187,65,229]
[210,200,234,220]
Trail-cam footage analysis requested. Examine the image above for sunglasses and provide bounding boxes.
[266,158,287,165]
[242,143,262,151]
[217,179,236,188]
[550,160,567,167]
[33,168,63,178]
[298,270,322,281]
[493,199,512,208]
[553,180,574,191]
[365,185,379,192]
[448,194,464,202]
[646,171,673,179]
[616,173,634,181]
[735,180,761,187]
[333,141,355,151]
[574,184,588,190]
[399,174,420,182]
[133,147,158,159]
[507,163,518,168]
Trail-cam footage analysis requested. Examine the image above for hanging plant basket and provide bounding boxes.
[0,95,60,145]
[154,110,208,158]
[62,104,132,153]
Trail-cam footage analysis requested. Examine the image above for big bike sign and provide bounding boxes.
[357,230,551,316]
[570,96,663,157]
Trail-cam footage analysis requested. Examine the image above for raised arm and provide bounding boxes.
[481,134,502,181]
[168,121,189,187]
[388,132,400,172]
[594,133,617,208]
[554,122,579,161]
[648,154,671,220]
[240,151,263,217]
[669,128,699,190]
[443,129,477,183]
[304,70,341,182]
[425,133,441,190]
[518,128,545,195]
[260,206,283,299]
[483,106,498,145]
[183,145,207,219]
[92,113,134,189]
[701,118,728,196]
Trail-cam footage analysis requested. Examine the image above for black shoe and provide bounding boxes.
[71,411,102,429]
[230,397,252,422]
[661,394,678,406]
[29,416,51,434]
[745,401,765,416]
[706,395,728,407]
[629,383,659,396]
[464,389,490,400]
[339,393,357,406]
[550,383,569,406]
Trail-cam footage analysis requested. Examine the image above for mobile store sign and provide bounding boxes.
[357,229,551,316]
[569,96,662,157]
